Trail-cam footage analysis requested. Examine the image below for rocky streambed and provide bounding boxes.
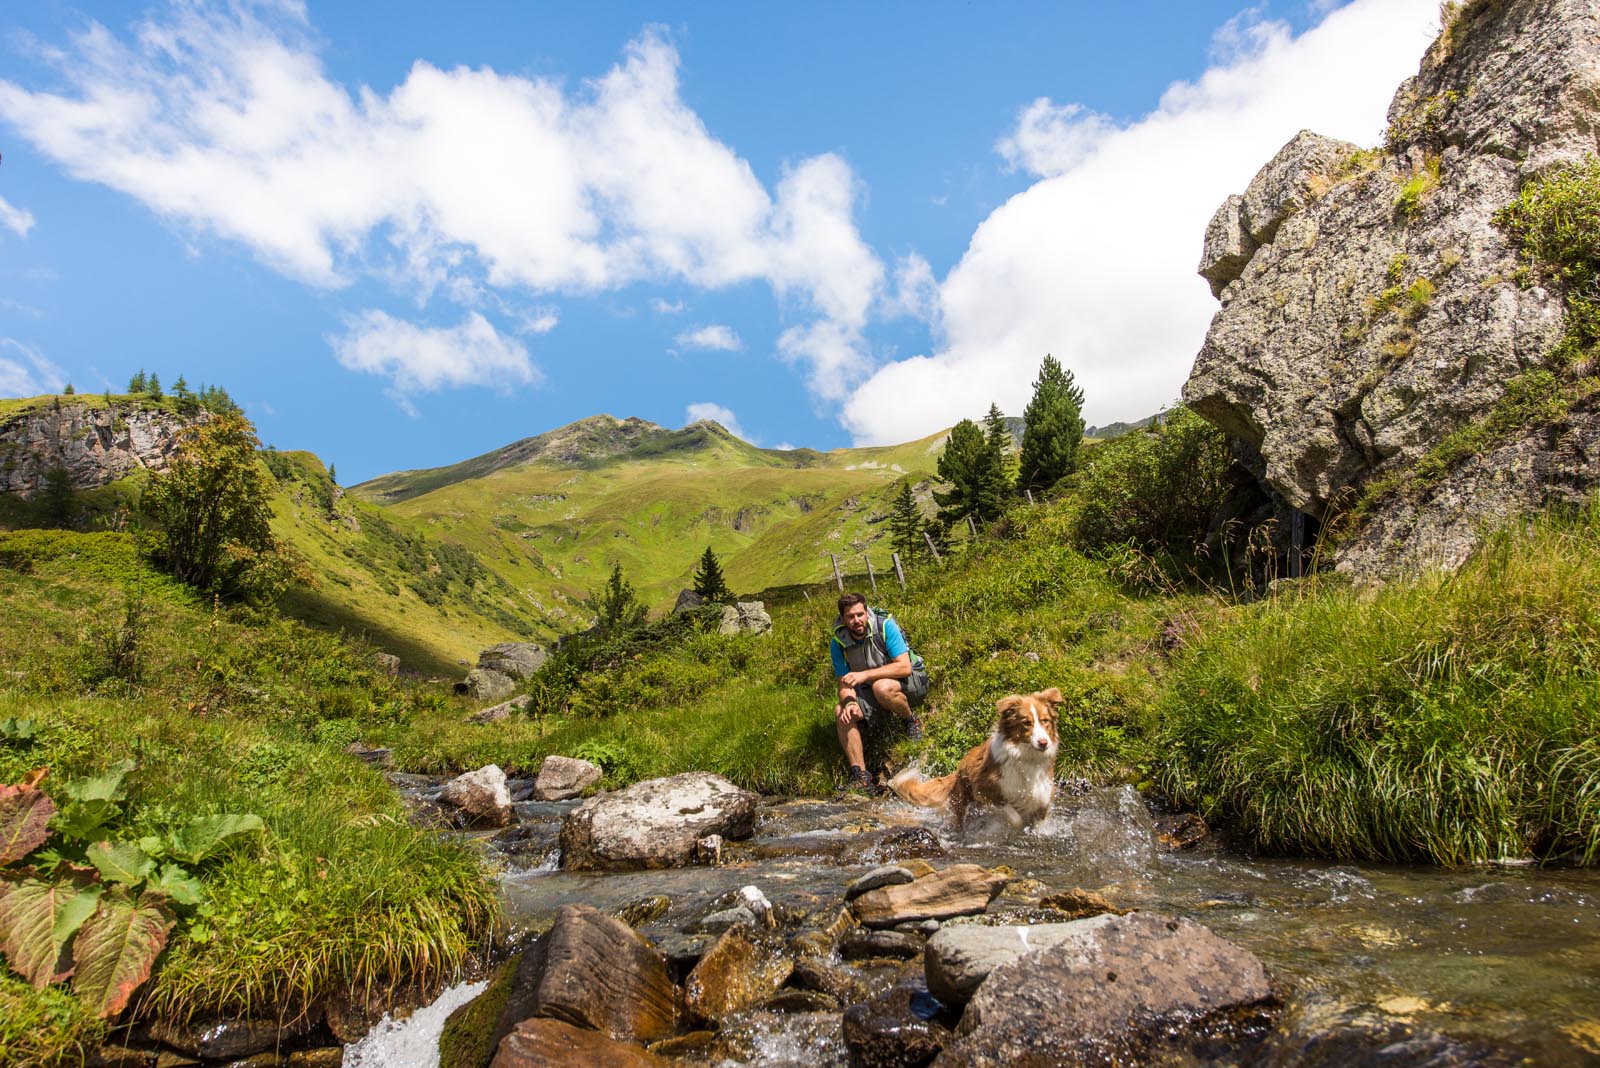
[354,769,1600,1068]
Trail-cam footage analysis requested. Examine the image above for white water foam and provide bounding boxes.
[342,979,487,1068]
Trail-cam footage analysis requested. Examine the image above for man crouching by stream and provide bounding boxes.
[831,591,930,794]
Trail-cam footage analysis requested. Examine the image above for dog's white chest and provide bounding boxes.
[991,734,1056,825]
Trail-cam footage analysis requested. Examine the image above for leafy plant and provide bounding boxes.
[0,763,263,1018]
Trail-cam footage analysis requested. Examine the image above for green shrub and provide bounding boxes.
[1496,156,1600,366]
[1069,407,1236,566]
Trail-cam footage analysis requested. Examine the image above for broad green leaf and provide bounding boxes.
[0,781,56,864]
[53,798,118,841]
[0,874,101,987]
[166,814,264,865]
[70,888,174,1018]
[0,718,37,742]
[151,864,204,907]
[136,836,167,860]
[63,761,136,806]
[86,841,155,885]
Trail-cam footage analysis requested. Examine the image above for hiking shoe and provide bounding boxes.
[904,714,926,742]
[844,766,877,795]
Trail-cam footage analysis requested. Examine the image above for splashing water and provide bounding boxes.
[342,980,487,1068]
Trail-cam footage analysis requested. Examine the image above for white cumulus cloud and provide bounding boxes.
[0,195,35,237]
[650,297,686,315]
[675,324,742,352]
[0,6,881,399]
[0,338,66,396]
[329,310,539,413]
[685,401,750,442]
[842,0,1440,445]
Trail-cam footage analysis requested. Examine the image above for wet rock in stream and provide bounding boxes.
[560,771,758,871]
[851,864,1010,928]
[684,926,794,1022]
[532,754,602,801]
[842,981,955,1068]
[492,1016,668,1068]
[439,764,513,828]
[935,911,1274,1067]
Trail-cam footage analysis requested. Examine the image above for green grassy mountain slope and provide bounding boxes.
[352,416,948,630]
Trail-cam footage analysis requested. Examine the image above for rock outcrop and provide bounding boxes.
[0,400,201,498]
[1184,0,1600,577]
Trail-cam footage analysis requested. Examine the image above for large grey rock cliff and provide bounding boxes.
[0,400,202,499]
[1184,0,1600,576]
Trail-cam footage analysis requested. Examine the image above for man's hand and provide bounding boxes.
[840,670,868,689]
[836,700,864,726]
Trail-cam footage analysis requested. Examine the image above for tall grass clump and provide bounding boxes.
[0,530,499,1031]
[1157,505,1600,864]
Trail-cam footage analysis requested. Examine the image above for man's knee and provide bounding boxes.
[871,678,905,704]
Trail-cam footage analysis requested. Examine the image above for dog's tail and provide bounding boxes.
[888,767,957,808]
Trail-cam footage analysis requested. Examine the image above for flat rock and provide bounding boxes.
[147,1011,318,1061]
[560,772,759,871]
[470,694,531,725]
[509,904,677,1043]
[1037,887,1126,920]
[926,917,1126,1005]
[533,754,603,800]
[852,864,1009,929]
[845,864,917,900]
[440,764,513,828]
[683,926,794,1023]
[934,911,1273,1067]
[491,1017,667,1068]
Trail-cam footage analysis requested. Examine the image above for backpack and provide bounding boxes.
[869,607,925,671]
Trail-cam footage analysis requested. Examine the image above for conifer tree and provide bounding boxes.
[1018,353,1086,494]
[983,402,1015,500]
[129,369,147,393]
[41,466,74,528]
[889,480,924,561]
[588,562,648,632]
[63,383,75,395]
[692,546,732,602]
[147,373,162,400]
[933,418,1001,532]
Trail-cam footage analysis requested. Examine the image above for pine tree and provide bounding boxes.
[128,369,147,393]
[588,562,647,632]
[982,402,1014,500]
[1018,353,1086,494]
[41,466,74,529]
[889,480,924,561]
[147,373,162,400]
[328,464,337,485]
[63,383,75,395]
[692,546,732,603]
[933,418,1001,532]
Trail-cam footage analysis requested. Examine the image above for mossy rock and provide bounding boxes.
[438,957,520,1068]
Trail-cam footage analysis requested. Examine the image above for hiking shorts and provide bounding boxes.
[851,664,929,722]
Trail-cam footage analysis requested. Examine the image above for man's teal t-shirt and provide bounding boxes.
[832,616,908,676]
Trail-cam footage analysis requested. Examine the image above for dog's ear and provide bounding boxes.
[995,694,1022,714]
[1035,687,1064,706]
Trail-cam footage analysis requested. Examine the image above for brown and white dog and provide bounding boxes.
[889,688,1063,833]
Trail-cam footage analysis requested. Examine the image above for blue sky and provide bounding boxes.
[0,1,1438,483]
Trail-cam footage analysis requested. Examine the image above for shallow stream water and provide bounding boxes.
[370,783,1600,1067]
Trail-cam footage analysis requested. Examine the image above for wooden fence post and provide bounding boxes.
[966,514,978,539]
[1025,488,1034,505]
[892,552,906,591]
[865,556,877,594]
[922,530,943,564]
[828,552,843,591]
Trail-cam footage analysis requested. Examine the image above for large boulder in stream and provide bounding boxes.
[559,772,758,871]
[439,764,513,827]
[932,911,1273,1068]
[488,904,677,1049]
[683,926,794,1022]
